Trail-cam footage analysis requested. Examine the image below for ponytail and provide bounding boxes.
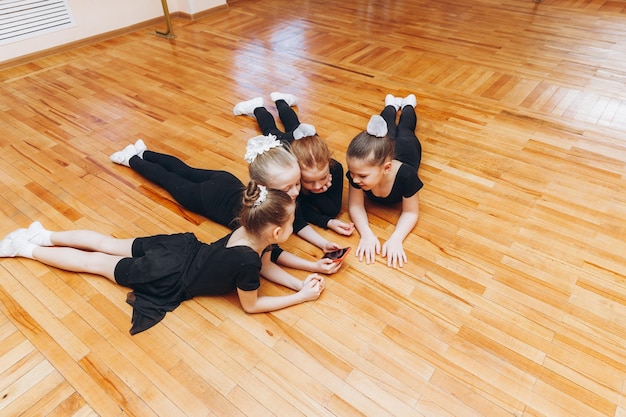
[346,131,394,166]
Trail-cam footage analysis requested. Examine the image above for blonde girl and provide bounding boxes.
[235,92,355,236]
[110,135,343,274]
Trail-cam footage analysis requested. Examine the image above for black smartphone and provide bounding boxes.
[322,247,351,262]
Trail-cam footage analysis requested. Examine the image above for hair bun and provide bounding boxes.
[253,185,268,207]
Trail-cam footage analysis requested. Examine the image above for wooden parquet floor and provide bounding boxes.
[1,0,626,416]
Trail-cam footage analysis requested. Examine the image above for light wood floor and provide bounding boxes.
[1,0,626,415]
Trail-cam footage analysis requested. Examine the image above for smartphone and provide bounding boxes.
[322,247,351,262]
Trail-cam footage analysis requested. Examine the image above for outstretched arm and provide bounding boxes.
[348,185,380,264]
[275,250,343,275]
[237,278,323,313]
[296,224,342,253]
[382,193,419,268]
[237,253,325,313]
[261,252,309,290]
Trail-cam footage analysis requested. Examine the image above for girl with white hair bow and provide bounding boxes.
[109,134,344,275]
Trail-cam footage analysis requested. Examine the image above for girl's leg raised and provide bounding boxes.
[380,105,398,139]
[276,99,300,133]
[253,107,285,139]
[395,105,422,169]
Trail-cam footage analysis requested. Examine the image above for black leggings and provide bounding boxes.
[128,151,244,228]
[380,104,422,169]
[253,99,301,144]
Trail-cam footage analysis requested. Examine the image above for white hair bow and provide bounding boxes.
[366,115,388,138]
[244,134,282,163]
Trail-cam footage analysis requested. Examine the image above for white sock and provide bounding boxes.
[26,222,53,246]
[0,239,15,257]
[5,222,52,246]
[270,92,298,106]
[134,139,147,159]
[30,229,53,246]
[17,239,37,259]
[385,94,400,111]
[233,97,264,116]
[401,94,417,109]
[0,237,37,258]
[293,123,316,139]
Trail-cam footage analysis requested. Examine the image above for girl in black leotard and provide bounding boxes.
[346,94,424,269]
[1,182,325,334]
[110,135,343,275]
[234,92,355,237]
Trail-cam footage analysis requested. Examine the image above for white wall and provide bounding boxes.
[0,0,227,64]
[177,0,225,15]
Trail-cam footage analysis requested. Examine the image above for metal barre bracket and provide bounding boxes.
[153,0,176,39]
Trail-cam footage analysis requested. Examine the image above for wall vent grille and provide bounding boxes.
[1,0,74,45]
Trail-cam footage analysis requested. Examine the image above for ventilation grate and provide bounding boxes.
[0,0,74,45]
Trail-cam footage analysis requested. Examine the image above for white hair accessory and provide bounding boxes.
[244,134,282,163]
[254,185,268,207]
[292,123,317,140]
[366,115,388,138]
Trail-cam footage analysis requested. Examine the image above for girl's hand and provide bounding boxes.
[356,234,380,264]
[313,258,343,274]
[299,274,325,301]
[322,240,342,253]
[327,219,356,236]
[382,238,407,269]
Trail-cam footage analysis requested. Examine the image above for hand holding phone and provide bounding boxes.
[322,247,351,263]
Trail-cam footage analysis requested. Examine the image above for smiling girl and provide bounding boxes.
[346,94,423,268]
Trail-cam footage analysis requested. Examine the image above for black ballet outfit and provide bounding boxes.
[254,99,345,227]
[128,151,302,261]
[346,104,424,203]
[114,231,261,334]
[129,151,244,229]
[253,99,301,143]
[297,159,344,228]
